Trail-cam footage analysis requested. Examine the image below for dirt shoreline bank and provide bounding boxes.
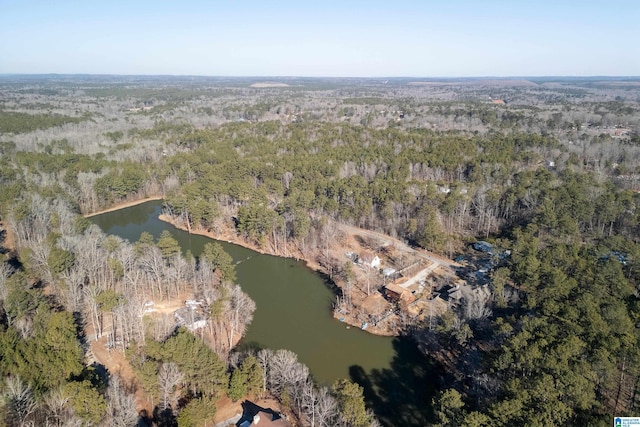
[157,214,397,337]
[158,213,317,266]
[84,197,398,337]
[84,196,164,218]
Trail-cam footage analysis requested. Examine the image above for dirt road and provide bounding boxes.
[338,224,462,269]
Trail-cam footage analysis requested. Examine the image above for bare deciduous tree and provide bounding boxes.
[0,261,14,303]
[43,386,71,426]
[105,375,138,427]
[265,349,310,395]
[314,386,340,427]
[84,286,102,341]
[3,375,37,427]
[464,290,493,320]
[158,362,183,410]
[226,284,256,350]
[60,266,85,313]
[137,246,167,300]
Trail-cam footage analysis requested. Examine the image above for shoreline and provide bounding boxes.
[87,197,399,337]
[158,213,324,272]
[84,196,164,218]
[157,213,397,337]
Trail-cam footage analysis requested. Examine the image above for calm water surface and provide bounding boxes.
[91,200,437,426]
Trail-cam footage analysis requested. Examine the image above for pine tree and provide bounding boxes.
[227,368,247,401]
[332,379,370,427]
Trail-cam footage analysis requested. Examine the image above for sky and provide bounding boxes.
[1,0,639,77]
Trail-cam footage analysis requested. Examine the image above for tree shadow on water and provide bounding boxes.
[234,340,265,354]
[350,337,442,427]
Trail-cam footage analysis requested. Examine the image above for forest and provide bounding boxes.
[1,75,640,426]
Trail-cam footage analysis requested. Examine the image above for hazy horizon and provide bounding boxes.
[2,0,639,77]
[1,74,639,81]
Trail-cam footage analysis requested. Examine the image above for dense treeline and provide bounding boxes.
[422,189,640,426]
[492,234,638,424]
[154,123,640,425]
[426,236,640,425]
[157,122,637,255]
[0,110,90,134]
[0,277,115,426]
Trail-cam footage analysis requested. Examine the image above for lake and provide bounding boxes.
[91,200,437,426]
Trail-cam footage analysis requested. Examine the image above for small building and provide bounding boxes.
[359,251,381,269]
[384,283,415,304]
[239,412,290,427]
[473,241,493,253]
[237,401,292,427]
[382,267,397,277]
[447,288,463,304]
[174,307,206,331]
[142,301,155,314]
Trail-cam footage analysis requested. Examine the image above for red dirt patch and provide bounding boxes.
[84,196,163,217]
[90,337,152,414]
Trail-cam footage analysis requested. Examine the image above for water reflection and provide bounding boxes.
[350,337,440,426]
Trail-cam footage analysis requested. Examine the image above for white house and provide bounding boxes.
[359,251,381,269]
